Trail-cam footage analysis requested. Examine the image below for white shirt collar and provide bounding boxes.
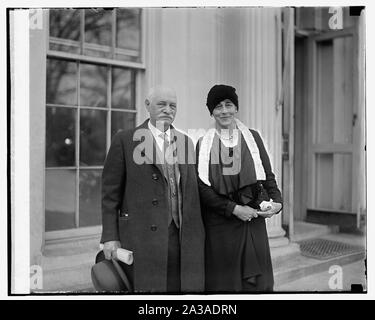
[148,120,171,150]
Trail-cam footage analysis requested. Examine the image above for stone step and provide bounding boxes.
[274,250,365,289]
[274,230,366,289]
[290,221,339,242]
[41,261,94,292]
[271,242,301,268]
[37,224,364,292]
[40,251,96,292]
[275,229,366,288]
[37,237,100,292]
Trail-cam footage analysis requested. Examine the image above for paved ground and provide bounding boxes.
[274,259,367,293]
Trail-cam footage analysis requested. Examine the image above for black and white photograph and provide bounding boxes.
[5,1,371,299]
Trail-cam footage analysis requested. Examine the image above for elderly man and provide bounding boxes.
[100,85,205,293]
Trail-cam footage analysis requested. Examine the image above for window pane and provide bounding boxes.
[315,153,353,212]
[111,111,135,138]
[315,153,333,209]
[116,8,141,52]
[49,9,81,53]
[46,107,76,167]
[49,42,80,54]
[79,169,102,227]
[333,37,354,144]
[50,9,81,40]
[316,40,333,144]
[111,67,135,109]
[332,154,352,211]
[83,46,112,59]
[80,63,108,108]
[80,109,107,166]
[114,53,142,63]
[84,9,112,58]
[45,169,76,231]
[47,59,77,106]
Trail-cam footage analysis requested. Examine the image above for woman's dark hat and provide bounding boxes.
[206,84,239,115]
[91,250,133,292]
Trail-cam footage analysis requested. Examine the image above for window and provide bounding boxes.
[49,8,142,62]
[45,9,142,231]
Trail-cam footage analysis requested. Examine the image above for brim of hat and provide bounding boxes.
[91,251,132,292]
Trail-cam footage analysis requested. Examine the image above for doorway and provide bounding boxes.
[293,27,359,228]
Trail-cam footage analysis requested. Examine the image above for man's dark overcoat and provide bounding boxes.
[101,119,205,292]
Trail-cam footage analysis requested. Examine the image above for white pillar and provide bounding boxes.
[29,9,47,270]
[237,8,288,245]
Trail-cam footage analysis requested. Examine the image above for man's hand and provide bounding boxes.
[103,241,121,260]
[232,205,258,222]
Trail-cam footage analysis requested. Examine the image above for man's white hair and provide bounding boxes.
[146,85,177,103]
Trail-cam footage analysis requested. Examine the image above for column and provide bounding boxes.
[30,9,47,267]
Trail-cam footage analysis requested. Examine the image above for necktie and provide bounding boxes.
[160,132,180,228]
[160,133,174,164]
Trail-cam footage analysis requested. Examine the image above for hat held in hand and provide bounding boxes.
[91,250,133,292]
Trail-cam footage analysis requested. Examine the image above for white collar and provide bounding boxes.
[148,120,171,151]
[198,118,266,186]
[148,120,171,139]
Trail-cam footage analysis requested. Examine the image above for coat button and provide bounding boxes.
[152,173,159,180]
[151,225,157,231]
[152,199,158,205]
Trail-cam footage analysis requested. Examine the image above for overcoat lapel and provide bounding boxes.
[133,120,165,179]
[172,128,188,191]
[133,120,188,187]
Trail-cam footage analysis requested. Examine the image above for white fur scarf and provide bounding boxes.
[198,118,266,186]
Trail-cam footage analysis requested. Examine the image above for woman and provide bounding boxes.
[197,84,283,292]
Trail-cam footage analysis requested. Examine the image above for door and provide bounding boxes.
[306,28,359,216]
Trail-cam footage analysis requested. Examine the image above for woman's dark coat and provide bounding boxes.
[197,129,282,292]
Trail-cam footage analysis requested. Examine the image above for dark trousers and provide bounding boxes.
[115,223,181,293]
[167,222,181,292]
[241,276,274,292]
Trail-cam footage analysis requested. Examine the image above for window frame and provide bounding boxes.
[48,8,145,69]
[45,8,145,242]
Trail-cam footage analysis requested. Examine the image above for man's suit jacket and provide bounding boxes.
[101,119,205,292]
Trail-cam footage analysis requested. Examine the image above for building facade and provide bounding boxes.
[25,7,365,291]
